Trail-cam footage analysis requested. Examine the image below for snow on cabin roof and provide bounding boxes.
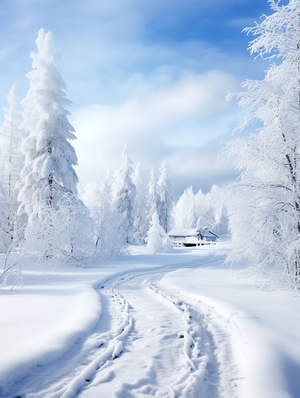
[168,228,200,237]
[203,230,219,239]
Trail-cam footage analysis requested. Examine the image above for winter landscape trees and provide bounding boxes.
[0,0,299,290]
[1,3,300,397]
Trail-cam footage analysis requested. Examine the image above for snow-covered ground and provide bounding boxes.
[0,240,299,398]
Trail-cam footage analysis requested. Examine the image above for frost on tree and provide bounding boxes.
[18,29,91,260]
[132,162,148,245]
[0,85,24,242]
[146,169,158,233]
[227,0,300,286]
[111,146,136,244]
[157,160,173,233]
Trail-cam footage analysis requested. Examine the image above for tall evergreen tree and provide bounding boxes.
[18,29,90,259]
[146,169,158,232]
[157,160,173,232]
[132,162,148,245]
[112,145,136,244]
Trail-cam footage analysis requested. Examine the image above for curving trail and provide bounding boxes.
[9,267,239,398]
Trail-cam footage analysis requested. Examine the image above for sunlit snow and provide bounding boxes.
[0,240,299,397]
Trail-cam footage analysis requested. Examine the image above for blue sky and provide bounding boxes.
[0,0,272,198]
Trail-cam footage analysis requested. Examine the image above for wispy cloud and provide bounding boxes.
[0,0,270,196]
[72,69,240,195]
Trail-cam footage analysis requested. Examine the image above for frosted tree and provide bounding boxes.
[227,0,300,286]
[173,186,195,229]
[157,160,173,232]
[146,210,171,254]
[112,145,136,244]
[146,169,158,232]
[18,29,91,260]
[132,162,148,245]
[0,85,24,242]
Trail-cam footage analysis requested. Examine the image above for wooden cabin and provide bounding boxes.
[168,227,219,247]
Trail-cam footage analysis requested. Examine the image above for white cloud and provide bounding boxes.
[0,0,260,198]
[72,69,239,195]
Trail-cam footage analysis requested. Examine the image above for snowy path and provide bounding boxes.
[7,265,239,398]
[2,244,300,397]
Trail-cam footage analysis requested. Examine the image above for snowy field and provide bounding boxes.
[0,240,299,398]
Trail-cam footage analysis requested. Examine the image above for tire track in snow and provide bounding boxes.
[145,279,239,397]
[81,273,224,398]
[110,278,220,398]
[146,281,217,397]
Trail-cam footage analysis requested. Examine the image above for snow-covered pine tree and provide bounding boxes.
[146,169,159,233]
[146,210,171,254]
[227,0,300,286]
[132,162,148,245]
[0,84,24,242]
[157,160,173,233]
[111,145,136,244]
[18,29,91,260]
